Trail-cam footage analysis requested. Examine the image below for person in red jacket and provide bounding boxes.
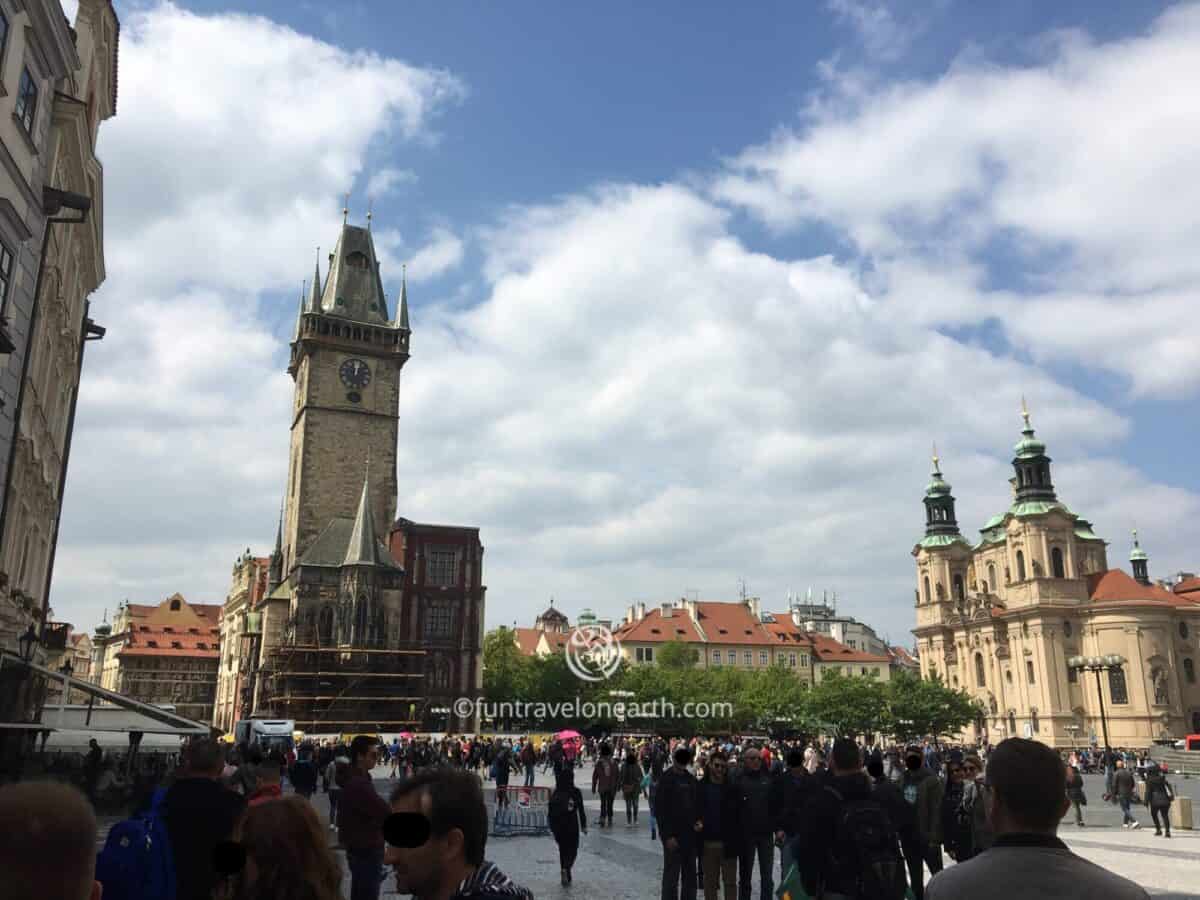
[339,736,391,900]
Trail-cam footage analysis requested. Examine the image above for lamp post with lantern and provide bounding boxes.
[1068,654,1126,758]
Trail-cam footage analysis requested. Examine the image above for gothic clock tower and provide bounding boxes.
[282,221,411,572]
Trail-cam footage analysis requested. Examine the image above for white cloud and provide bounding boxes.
[406,227,465,282]
[714,4,1200,396]
[825,0,923,62]
[367,167,418,198]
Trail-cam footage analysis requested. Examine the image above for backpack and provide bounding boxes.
[824,786,905,900]
[95,787,177,900]
[548,789,577,827]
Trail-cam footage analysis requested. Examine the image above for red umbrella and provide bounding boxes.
[555,729,582,741]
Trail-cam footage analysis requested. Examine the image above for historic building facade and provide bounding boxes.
[216,218,486,734]
[211,553,268,733]
[0,0,118,658]
[913,411,1200,747]
[89,594,222,724]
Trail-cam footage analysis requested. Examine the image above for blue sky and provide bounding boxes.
[51,0,1200,643]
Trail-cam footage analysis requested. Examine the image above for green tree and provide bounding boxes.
[802,670,890,738]
[885,670,982,743]
[656,639,700,669]
[482,627,528,704]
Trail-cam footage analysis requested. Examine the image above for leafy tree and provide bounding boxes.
[657,639,700,669]
[802,670,890,738]
[482,627,528,705]
[886,670,982,742]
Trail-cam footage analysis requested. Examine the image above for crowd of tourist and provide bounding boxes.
[0,729,1177,900]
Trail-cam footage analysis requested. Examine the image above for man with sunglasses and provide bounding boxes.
[733,745,780,900]
[385,768,533,899]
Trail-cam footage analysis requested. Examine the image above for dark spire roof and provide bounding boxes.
[343,465,385,566]
[308,249,322,312]
[320,223,391,325]
[397,263,410,331]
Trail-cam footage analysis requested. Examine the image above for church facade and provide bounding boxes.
[912,410,1200,748]
[214,218,484,735]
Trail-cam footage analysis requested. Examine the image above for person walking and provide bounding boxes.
[621,750,646,826]
[733,746,778,900]
[644,766,660,841]
[1065,763,1087,827]
[774,747,816,884]
[1144,765,1175,837]
[592,743,619,828]
[521,740,537,788]
[657,745,701,900]
[956,754,993,860]
[290,743,319,801]
[698,750,739,900]
[326,752,349,831]
[548,765,589,886]
[900,746,944,896]
[339,736,391,900]
[1112,760,1140,829]
[493,742,513,812]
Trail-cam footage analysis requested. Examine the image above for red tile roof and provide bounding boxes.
[1174,576,1200,595]
[544,631,570,652]
[889,646,918,666]
[1087,569,1199,607]
[118,646,219,659]
[804,632,892,664]
[693,602,778,645]
[613,607,704,643]
[513,628,544,656]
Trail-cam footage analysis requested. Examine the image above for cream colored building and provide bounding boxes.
[212,553,268,732]
[913,411,1200,747]
[0,0,118,657]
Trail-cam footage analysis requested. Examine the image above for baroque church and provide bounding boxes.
[913,408,1200,747]
[214,216,485,735]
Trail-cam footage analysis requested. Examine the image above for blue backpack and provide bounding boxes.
[96,787,177,900]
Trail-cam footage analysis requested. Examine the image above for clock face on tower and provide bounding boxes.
[339,358,371,389]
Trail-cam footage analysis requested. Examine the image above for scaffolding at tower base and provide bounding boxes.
[255,643,429,733]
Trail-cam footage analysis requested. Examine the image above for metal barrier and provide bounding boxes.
[488,785,550,836]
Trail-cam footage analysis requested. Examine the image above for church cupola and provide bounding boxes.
[923,445,962,538]
[1130,529,1151,585]
[1012,399,1057,503]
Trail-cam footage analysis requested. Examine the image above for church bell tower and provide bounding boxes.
[281,219,412,572]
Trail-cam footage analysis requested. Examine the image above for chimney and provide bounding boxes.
[684,598,698,621]
[636,601,646,621]
[791,609,802,627]
[749,596,761,620]
[625,604,634,625]
[661,602,673,618]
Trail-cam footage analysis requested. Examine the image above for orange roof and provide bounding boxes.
[613,607,704,643]
[513,628,543,656]
[118,647,219,659]
[693,602,778,645]
[889,646,918,666]
[1174,576,1200,595]
[544,631,570,652]
[764,612,808,642]
[804,632,891,664]
[1087,569,1199,607]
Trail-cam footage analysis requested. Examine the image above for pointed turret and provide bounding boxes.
[1130,529,1151,585]
[308,251,322,312]
[268,506,284,592]
[343,466,385,566]
[1012,398,1057,503]
[320,222,391,324]
[397,264,411,332]
[293,282,306,341]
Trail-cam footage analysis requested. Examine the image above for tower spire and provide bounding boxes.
[1130,527,1150,585]
[921,444,963,540]
[343,461,383,566]
[308,247,322,311]
[397,263,411,331]
[1012,398,1056,504]
[268,501,284,592]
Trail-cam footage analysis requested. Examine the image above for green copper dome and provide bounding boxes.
[1013,429,1046,458]
[925,474,952,497]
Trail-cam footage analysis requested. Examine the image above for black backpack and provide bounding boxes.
[824,786,906,900]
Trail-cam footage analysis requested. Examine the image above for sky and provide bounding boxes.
[51,0,1200,646]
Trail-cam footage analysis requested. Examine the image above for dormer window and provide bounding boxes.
[346,251,369,269]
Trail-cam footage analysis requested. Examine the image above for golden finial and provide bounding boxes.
[366,197,373,230]
[342,193,349,225]
[1021,395,1031,429]
[931,441,940,473]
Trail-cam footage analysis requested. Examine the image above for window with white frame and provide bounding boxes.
[427,548,457,586]
[15,68,37,136]
[788,652,797,667]
[759,651,768,665]
[712,650,721,665]
[743,650,752,666]
[728,651,736,664]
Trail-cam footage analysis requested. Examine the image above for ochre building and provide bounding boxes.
[913,411,1200,747]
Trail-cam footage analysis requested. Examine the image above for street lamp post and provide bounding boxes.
[1068,654,1126,758]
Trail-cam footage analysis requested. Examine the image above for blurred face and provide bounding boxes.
[385,791,463,897]
[745,751,761,770]
[948,765,963,783]
[360,746,379,770]
[708,759,727,782]
[962,762,979,781]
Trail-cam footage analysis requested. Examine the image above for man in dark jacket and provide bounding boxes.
[340,735,392,900]
[1113,760,1140,829]
[657,745,701,900]
[734,746,780,900]
[792,738,904,900]
[699,750,740,900]
[163,737,245,900]
[868,757,920,898]
[774,747,816,884]
[901,746,944,893]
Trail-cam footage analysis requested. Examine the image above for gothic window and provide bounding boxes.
[319,605,334,644]
[1015,550,1026,581]
[974,652,986,687]
[424,600,453,638]
[1108,668,1129,705]
[355,595,369,643]
[346,251,369,270]
[953,574,965,602]
[1051,547,1065,578]
[427,549,458,586]
[427,655,451,691]
[373,608,386,647]
[1184,658,1195,684]
[922,577,931,605]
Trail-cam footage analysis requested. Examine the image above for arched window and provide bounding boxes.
[923,577,931,604]
[974,652,986,687]
[1184,658,1195,684]
[1108,668,1129,705]
[355,595,369,643]
[1016,550,1026,581]
[1051,546,1065,578]
[318,605,334,644]
[1031,709,1040,732]
[953,574,965,602]
[987,563,996,593]
[935,582,945,601]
